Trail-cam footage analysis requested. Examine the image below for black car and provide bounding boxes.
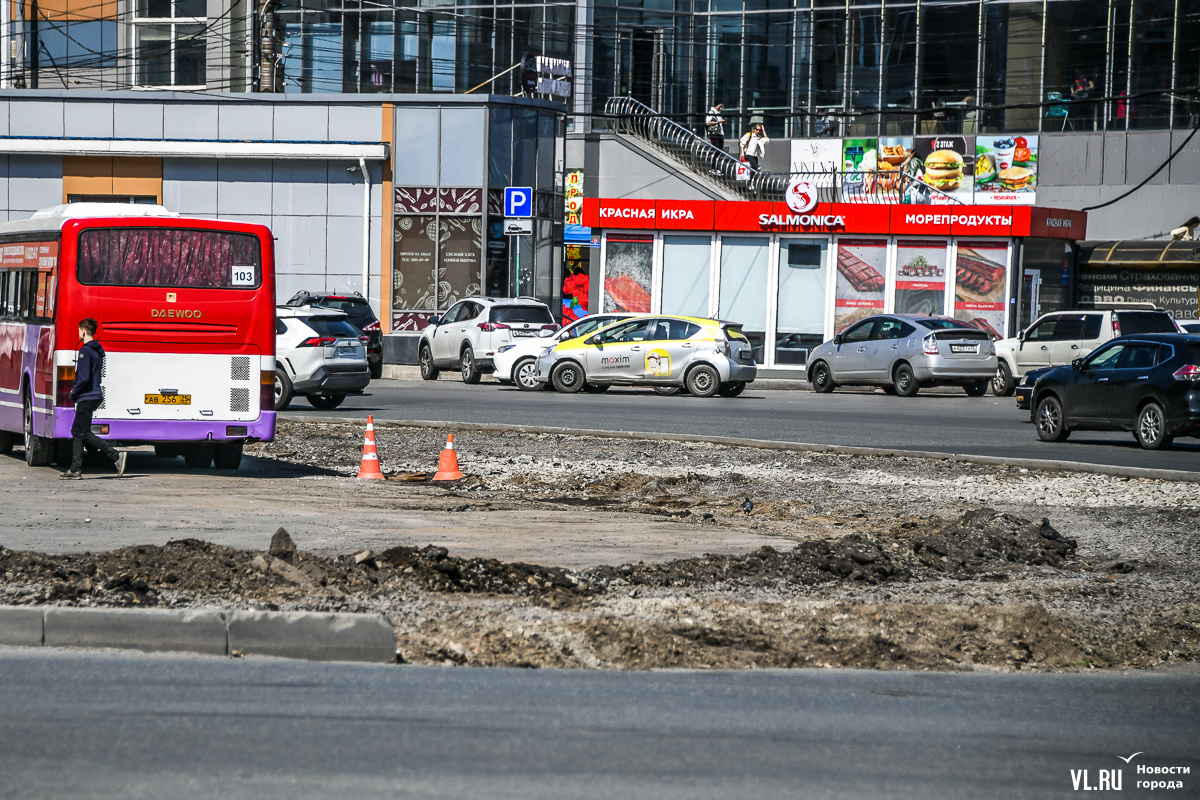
[1014,365,1055,410]
[1031,334,1200,449]
[286,291,382,378]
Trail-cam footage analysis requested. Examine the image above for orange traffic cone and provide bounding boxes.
[432,433,464,481]
[356,416,385,479]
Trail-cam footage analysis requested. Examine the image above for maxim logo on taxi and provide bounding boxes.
[150,309,202,319]
[600,206,655,219]
[759,213,846,229]
[904,213,1013,227]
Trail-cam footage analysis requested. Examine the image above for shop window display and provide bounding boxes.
[661,235,712,319]
[834,238,886,333]
[718,237,769,360]
[774,239,826,367]
[893,239,948,316]
[603,233,654,313]
[954,241,1009,340]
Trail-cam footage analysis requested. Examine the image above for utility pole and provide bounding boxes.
[258,0,280,92]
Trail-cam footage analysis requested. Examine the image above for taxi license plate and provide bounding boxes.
[337,346,356,356]
[950,344,978,353]
[145,394,191,405]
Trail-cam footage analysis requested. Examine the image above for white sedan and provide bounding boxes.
[495,313,635,390]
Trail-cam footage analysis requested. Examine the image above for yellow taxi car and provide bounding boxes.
[533,315,757,397]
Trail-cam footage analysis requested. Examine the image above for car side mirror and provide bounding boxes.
[1017,329,1025,342]
[1072,357,1084,370]
[833,334,843,345]
[428,315,440,326]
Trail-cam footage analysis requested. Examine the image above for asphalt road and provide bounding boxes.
[1,648,1195,800]
[283,379,1200,474]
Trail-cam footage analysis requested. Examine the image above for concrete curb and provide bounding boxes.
[299,416,1200,483]
[0,606,397,663]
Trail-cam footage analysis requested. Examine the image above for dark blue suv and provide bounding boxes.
[1031,334,1200,449]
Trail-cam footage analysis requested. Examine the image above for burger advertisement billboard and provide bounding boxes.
[975,135,1038,205]
[913,136,975,204]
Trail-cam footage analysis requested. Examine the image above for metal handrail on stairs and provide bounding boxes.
[602,96,963,205]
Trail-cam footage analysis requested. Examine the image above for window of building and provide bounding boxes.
[133,0,206,87]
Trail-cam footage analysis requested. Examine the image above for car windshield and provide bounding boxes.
[914,318,973,330]
[304,317,361,338]
[1118,312,1178,335]
[491,306,553,325]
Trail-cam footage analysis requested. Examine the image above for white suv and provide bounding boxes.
[418,297,557,383]
[496,313,635,390]
[993,308,1181,395]
[275,306,371,410]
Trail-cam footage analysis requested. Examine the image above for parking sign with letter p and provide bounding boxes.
[504,187,533,218]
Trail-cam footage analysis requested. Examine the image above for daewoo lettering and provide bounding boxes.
[150,309,203,319]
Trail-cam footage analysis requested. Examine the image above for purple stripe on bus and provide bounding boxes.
[52,411,276,442]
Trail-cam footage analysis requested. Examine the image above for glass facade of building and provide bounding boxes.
[12,0,1198,135]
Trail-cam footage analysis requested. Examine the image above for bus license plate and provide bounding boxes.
[145,394,191,405]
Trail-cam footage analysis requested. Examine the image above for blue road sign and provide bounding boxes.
[504,187,533,218]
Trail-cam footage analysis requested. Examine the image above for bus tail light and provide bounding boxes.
[91,424,109,435]
[261,370,275,409]
[56,366,75,406]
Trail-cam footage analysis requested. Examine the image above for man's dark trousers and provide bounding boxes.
[70,399,119,472]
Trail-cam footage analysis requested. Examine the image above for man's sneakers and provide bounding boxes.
[59,470,82,480]
[115,451,127,478]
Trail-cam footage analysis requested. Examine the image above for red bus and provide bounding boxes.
[0,204,276,470]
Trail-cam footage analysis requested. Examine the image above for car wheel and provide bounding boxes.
[717,381,746,397]
[810,361,835,393]
[213,442,244,470]
[551,361,585,393]
[307,394,346,410]
[514,358,542,391]
[23,392,53,467]
[992,361,1015,396]
[460,346,482,384]
[583,383,611,393]
[686,364,720,398]
[653,386,681,396]
[892,363,919,397]
[182,443,213,469]
[419,344,440,381]
[274,368,294,411]
[1135,402,1173,450]
[1035,396,1071,442]
[964,379,989,397]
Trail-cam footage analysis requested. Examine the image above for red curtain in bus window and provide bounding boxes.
[77,229,261,288]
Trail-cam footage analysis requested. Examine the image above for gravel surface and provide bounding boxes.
[2,419,1196,672]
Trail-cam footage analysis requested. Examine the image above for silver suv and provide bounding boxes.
[993,309,1181,395]
[418,297,557,383]
[275,307,370,410]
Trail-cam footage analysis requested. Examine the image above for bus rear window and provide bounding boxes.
[77,228,262,289]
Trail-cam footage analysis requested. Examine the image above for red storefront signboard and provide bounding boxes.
[581,197,1085,239]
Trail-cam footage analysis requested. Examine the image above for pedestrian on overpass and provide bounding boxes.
[705,103,727,172]
[61,318,126,480]
[740,122,770,172]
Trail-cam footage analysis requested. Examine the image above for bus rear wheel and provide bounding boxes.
[182,443,213,468]
[23,393,53,467]
[213,442,244,470]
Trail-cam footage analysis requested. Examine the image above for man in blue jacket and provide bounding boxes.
[62,318,126,480]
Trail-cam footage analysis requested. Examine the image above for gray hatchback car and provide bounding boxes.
[806,315,997,396]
